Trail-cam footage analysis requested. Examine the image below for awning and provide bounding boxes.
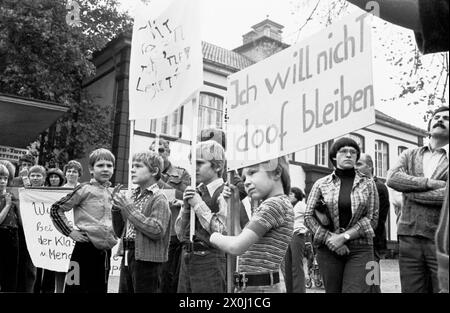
[0,93,69,148]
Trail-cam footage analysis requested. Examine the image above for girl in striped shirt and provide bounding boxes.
[210,156,294,293]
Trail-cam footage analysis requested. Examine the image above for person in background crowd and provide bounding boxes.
[281,187,307,293]
[150,138,190,293]
[11,153,35,187]
[305,137,379,293]
[45,168,65,187]
[210,156,294,293]
[199,128,249,224]
[16,165,46,292]
[0,162,19,292]
[387,106,448,293]
[112,151,171,293]
[356,153,390,293]
[29,166,57,293]
[50,148,118,293]
[175,140,228,293]
[63,160,83,188]
[44,167,68,293]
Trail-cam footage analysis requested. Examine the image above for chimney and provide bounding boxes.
[233,18,289,62]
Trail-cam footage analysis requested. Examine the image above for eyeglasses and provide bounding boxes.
[337,148,358,155]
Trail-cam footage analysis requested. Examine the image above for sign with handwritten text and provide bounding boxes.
[129,0,203,120]
[226,12,376,170]
[18,188,76,272]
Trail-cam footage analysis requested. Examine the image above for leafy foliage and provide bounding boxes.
[289,0,448,122]
[0,0,132,166]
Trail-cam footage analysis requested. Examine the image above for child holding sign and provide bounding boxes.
[0,162,19,292]
[50,148,118,293]
[210,156,294,293]
[175,140,228,293]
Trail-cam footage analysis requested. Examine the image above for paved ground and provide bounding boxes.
[107,259,401,293]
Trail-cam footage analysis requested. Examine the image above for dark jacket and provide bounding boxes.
[374,178,390,251]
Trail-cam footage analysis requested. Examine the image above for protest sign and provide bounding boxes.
[128,0,203,120]
[18,188,75,272]
[226,12,376,170]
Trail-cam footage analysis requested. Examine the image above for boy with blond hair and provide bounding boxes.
[111,151,171,293]
[175,140,228,293]
[50,148,117,293]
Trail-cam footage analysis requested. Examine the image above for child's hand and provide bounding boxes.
[69,230,89,242]
[19,167,29,178]
[111,184,123,198]
[112,191,133,209]
[4,193,12,207]
[221,185,232,200]
[183,187,202,207]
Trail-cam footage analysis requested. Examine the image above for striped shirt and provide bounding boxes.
[239,195,294,273]
[305,170,379,247]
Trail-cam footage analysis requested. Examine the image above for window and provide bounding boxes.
[150,107,183,138]
[348,133,365,152]
[375,140,389,177]
[198,93,224,134]
[316,142,329,167]
[398,146,408,156]
[287,153,295,162]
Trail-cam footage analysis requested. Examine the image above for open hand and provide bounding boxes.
[112,190,133,209]
[4,193,12,207]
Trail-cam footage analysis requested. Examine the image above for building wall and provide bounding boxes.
[85,36,426,248]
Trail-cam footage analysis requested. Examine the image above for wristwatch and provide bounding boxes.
[343,233,350,241]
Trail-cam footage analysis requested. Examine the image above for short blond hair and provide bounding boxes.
[132,151,164,180]
[193,140,226,177]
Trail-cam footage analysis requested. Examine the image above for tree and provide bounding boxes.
[0,0,132,166]
[289,0,448,122]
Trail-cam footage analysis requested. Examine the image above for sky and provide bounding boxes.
[119,0,449,130]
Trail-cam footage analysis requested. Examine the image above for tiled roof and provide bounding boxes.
[375,109,427,135]
[202,41,255,71]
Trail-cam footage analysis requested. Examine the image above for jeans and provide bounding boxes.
[0,227,19,292]
[281,233,306,293]
[65,242,110,293]
[160,235,182,293]
[177,247,226,293]
[317,244,374,293]
[398,235,439,293]
[118,248,162,293]
[370,248,382,293]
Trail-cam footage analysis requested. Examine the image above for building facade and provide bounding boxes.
[82,19,427,246]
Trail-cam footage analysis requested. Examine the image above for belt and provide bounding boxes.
[123,238,135,250]
[183,241,211,253]
[234,271,279,289]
